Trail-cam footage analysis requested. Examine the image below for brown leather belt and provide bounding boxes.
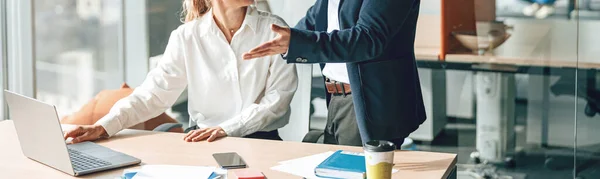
[325,80,351,95]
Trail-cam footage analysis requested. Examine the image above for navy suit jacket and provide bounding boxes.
[286,0,426,143]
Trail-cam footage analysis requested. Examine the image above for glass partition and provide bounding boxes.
[417,0,584,178]
[416,0,585,178]
[575,0,600,177]
[277,6,573,179]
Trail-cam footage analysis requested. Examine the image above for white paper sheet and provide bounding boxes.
[279,151,335,165]
[272,151,398,179]
[272,163,327,179]
[131,165,215,179]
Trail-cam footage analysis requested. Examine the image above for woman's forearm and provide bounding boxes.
[95,30,189,136]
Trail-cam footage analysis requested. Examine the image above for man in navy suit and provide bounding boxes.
[243,0,425,147]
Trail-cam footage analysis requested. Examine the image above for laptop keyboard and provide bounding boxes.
[68,148,112,172]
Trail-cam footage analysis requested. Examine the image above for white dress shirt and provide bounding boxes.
[96,7,298,137]
[321,0,350,84]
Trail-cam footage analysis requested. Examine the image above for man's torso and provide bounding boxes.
[313,0,427,140]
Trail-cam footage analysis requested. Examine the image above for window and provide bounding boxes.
[33,0,125,117]
[4,0,147,119]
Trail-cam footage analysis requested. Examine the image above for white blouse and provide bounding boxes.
[96,7,298,137]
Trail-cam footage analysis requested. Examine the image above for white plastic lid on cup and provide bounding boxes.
[364,140,396,152]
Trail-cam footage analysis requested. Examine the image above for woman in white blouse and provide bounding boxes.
[64,0,298,143]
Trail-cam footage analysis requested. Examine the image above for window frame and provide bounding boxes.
[6,0,35,99]
[4,0,35,121]
[0,0,7,120]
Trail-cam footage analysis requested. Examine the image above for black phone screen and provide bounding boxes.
[212,152,247,169]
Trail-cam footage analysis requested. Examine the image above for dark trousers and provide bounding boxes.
[324,94,363,146]
[325,94,406,148]
[184,126,282,141]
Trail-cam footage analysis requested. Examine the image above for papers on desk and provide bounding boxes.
[271,151,335,179]
[121,165,227,179]
[271,151,398,179]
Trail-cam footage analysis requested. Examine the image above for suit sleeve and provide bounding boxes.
[287,0,417,64]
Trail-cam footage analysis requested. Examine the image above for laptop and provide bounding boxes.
[3,90,141,176]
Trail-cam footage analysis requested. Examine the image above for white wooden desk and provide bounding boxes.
[0,120,457,179]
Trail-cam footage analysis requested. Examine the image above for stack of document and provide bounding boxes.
[271,151,398,179]
[121,165,227,179]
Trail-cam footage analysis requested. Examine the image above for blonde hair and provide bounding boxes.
[181,0,211,22]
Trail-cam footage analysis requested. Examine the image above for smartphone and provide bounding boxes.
[212,152,247,169]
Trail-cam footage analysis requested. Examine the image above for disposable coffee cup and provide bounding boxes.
[364,140,396,179]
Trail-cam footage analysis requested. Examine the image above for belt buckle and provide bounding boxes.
[333,81,340,95]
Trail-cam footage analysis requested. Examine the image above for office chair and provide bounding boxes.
[550,69,599,117]
[544,69,600,178]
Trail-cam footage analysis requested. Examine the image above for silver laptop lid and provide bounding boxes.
[3,90,75,175]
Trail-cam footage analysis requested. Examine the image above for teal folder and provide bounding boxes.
[314,150,366,179]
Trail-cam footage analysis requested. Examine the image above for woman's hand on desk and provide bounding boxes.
[63,125,108,143]
[184,127,227,142]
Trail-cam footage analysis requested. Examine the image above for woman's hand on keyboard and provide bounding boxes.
[63,125,108,143]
